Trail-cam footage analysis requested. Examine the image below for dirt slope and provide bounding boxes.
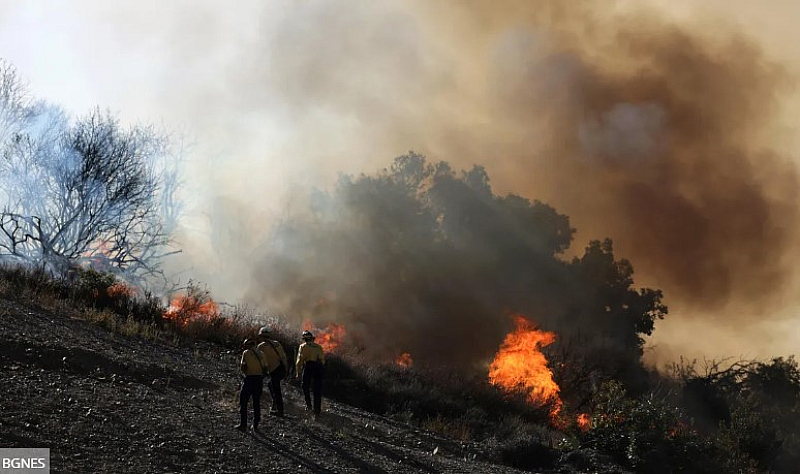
[0,296,537,473]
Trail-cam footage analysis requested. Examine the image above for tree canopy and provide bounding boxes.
[255,152,666,383]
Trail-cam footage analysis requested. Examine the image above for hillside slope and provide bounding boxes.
[0,296,537,473]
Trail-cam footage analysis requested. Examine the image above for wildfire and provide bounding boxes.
[576,413,591,432]
[164,295,219,326]
[396,352,413,368]
[489,315,562,414]
[82,238,115,271]
[107,282,135,299]
[302,321,347,352]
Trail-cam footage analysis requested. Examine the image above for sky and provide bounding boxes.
[1,0,798,365]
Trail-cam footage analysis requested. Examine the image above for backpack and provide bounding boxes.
[265,341,286,382]
[250,348,268,376]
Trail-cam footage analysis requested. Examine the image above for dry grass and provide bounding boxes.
[82,308,172,342]
[422,414,473,441]
[9,263,791,473]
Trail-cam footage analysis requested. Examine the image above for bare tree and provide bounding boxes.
[0,61,181,289]
[0,60,33,146]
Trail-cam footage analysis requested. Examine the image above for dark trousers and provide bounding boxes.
[267,376,284,414]
[239,375,263,427]
[302,361,324,414]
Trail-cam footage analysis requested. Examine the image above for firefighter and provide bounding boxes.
[256,326,288,417]
[296,330,325,417]
[235,338,266,432]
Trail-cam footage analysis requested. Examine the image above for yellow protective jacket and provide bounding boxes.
[257,340,288,373]
[296,341,325,374]
[240,348,266,376]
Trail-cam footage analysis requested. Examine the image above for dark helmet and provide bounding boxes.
[258,326,270,337]
[301,330,314,341]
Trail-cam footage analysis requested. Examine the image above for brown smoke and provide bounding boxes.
[481,4,799,310]
[246,1,798,314]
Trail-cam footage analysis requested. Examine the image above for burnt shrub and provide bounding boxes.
[674,357,800,472]
[0,264,163,325]
[69,268,163,325]
[716,394,780,471]
[728,358,800,471]
[579,381,729,473]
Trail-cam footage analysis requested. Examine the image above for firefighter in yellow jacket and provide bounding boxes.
[236,338,266,432]
[256,326,288,417]
[296,330,325,416]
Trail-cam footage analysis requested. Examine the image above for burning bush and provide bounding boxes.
[302,321,347,352]
[396,352,413,368]
[576,413,590,432]
[489,315,561,416]
[107,282,136,299]
[164,292,220,327]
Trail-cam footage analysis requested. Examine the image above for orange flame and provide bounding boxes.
[396,352,414,368]
[489,315,562,414]
[576,413,591,432]
[302,321,347,352]
[107,282,136,299]
[82,238,115,271]
[164,295,219,326]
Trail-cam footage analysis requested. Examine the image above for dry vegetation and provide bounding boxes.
[2,264,799,473]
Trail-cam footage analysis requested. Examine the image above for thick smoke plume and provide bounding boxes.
[487,5,799,310]
[252,1,799,313]
[3,1,799,360]
[238,1,799,361]
[182,1,797,358]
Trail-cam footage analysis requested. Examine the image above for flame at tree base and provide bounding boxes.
[489,315,562,416]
